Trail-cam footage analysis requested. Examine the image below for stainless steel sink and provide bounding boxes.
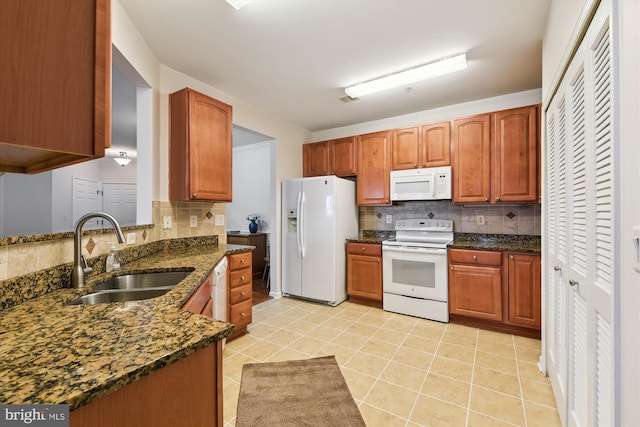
[66,288,172,305]
[94,271,192,291]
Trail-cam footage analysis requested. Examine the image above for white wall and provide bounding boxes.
[0,173,52,236]
[227,142,273,233]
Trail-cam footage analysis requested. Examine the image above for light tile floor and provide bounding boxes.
[222,297,561,427]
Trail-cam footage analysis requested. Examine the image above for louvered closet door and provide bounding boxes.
[544,1,615,426]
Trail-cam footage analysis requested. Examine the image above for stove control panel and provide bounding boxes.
[394,218,453,232]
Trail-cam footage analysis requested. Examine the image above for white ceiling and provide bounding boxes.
[119,0,551,133]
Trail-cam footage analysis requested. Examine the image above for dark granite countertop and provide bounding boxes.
[0,242,250,410]
[450,233,541,253]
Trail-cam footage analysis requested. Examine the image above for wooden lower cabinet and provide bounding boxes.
[70,341,223,427]
[448,248,541,338]
[346,242,383,308]
[227,251,253,341]
[227,232,267,277]
[181,272,213,317]
[507,252,541,329]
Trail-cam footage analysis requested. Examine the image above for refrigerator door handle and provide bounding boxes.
[296,191,302,258]
[300,191,306,258]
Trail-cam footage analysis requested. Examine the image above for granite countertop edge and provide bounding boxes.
[346,232,541,253]
[0,242,253,410]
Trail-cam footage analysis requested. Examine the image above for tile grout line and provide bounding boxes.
[464,327,480,427]
[514,336,529,427]
[404,320,447,427]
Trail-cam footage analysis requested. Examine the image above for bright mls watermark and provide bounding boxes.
[1,405,68,426]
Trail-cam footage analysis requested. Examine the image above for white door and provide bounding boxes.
[102,183,137,226]
[281,179,302,297]
[300,176,336,302]
[544,1,615,425]
[72,177,102,229]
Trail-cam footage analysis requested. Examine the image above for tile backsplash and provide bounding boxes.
[359,200,541,235]
[0,200,226,281]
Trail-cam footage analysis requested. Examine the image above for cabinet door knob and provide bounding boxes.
[450,266,454,270]
[473,255,477,260]
[496,196,501,201]
[509,255,514,259]
[413,163,417,167]
[422,163,426,167]
[241,312,246,317]
[484,197,489,202]
[554,265,561,271]
[569,279,579,287]
[192,193,197,198]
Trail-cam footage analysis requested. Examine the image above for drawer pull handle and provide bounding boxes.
[569,279,579,287]
[241,259,245,263]
[362,247,366,251]
[241,291,245,296]
[241,275,245,281]
[473,255,477,260]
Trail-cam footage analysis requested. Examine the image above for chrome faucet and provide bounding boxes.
[71,212,126,289]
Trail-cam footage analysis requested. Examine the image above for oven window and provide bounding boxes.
[391,259,436,288]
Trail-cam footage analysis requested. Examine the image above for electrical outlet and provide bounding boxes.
[476,215,485,225]
[214,215,225,226]
[386,214,393,224]
[163,216,172,229]
[190,215,198,227]
[126,233,136,244]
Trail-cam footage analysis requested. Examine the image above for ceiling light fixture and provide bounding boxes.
[225,0,251,10]
[345,53,468,98]
[114,151,131,167]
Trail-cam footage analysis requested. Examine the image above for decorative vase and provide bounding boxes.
[248,221,258,234]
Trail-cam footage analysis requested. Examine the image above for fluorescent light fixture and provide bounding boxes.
[345,53,468,98]
[114,151,131,167]
[225,0,251,10]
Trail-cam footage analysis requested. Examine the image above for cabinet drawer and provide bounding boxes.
[229,283,252,305]
[229,299,252,328]
[229,252,252,270]
[347,242,382,256]
[448,249,501,266]
[229,268,252,288]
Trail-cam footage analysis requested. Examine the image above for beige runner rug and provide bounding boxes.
[235,355,366,427]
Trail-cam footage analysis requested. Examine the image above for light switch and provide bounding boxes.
[126,233,136,244]
[386,214,393,224]
[215,215,225,226]
[190,215,198,227]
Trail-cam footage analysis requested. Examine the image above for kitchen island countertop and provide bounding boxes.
[0,242,248,410]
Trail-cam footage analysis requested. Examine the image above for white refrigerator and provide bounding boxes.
[282,176,358,306]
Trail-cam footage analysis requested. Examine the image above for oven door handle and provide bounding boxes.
[382,246,447,255]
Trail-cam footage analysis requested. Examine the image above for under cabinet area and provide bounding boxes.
[169,87,233,202]
[182,272,214,318]
[1,0,111,174]
[448,247,541,338]
[346,242,383,308]
[227,251,253,341]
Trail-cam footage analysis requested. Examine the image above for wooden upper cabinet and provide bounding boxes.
[303,137,356,177]
[0,0,111,174]
[169,88,233,202]
[453,114,492,203]
[391,127,420,170]
[356,131,391,206]
[453,105,539,204]
[421,122,451,167]
[391,122,451,170]
[303,141,330,177]
[493,105,538,202]
[330,136,357,176]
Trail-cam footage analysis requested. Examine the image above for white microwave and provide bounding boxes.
[390,166,452,201]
